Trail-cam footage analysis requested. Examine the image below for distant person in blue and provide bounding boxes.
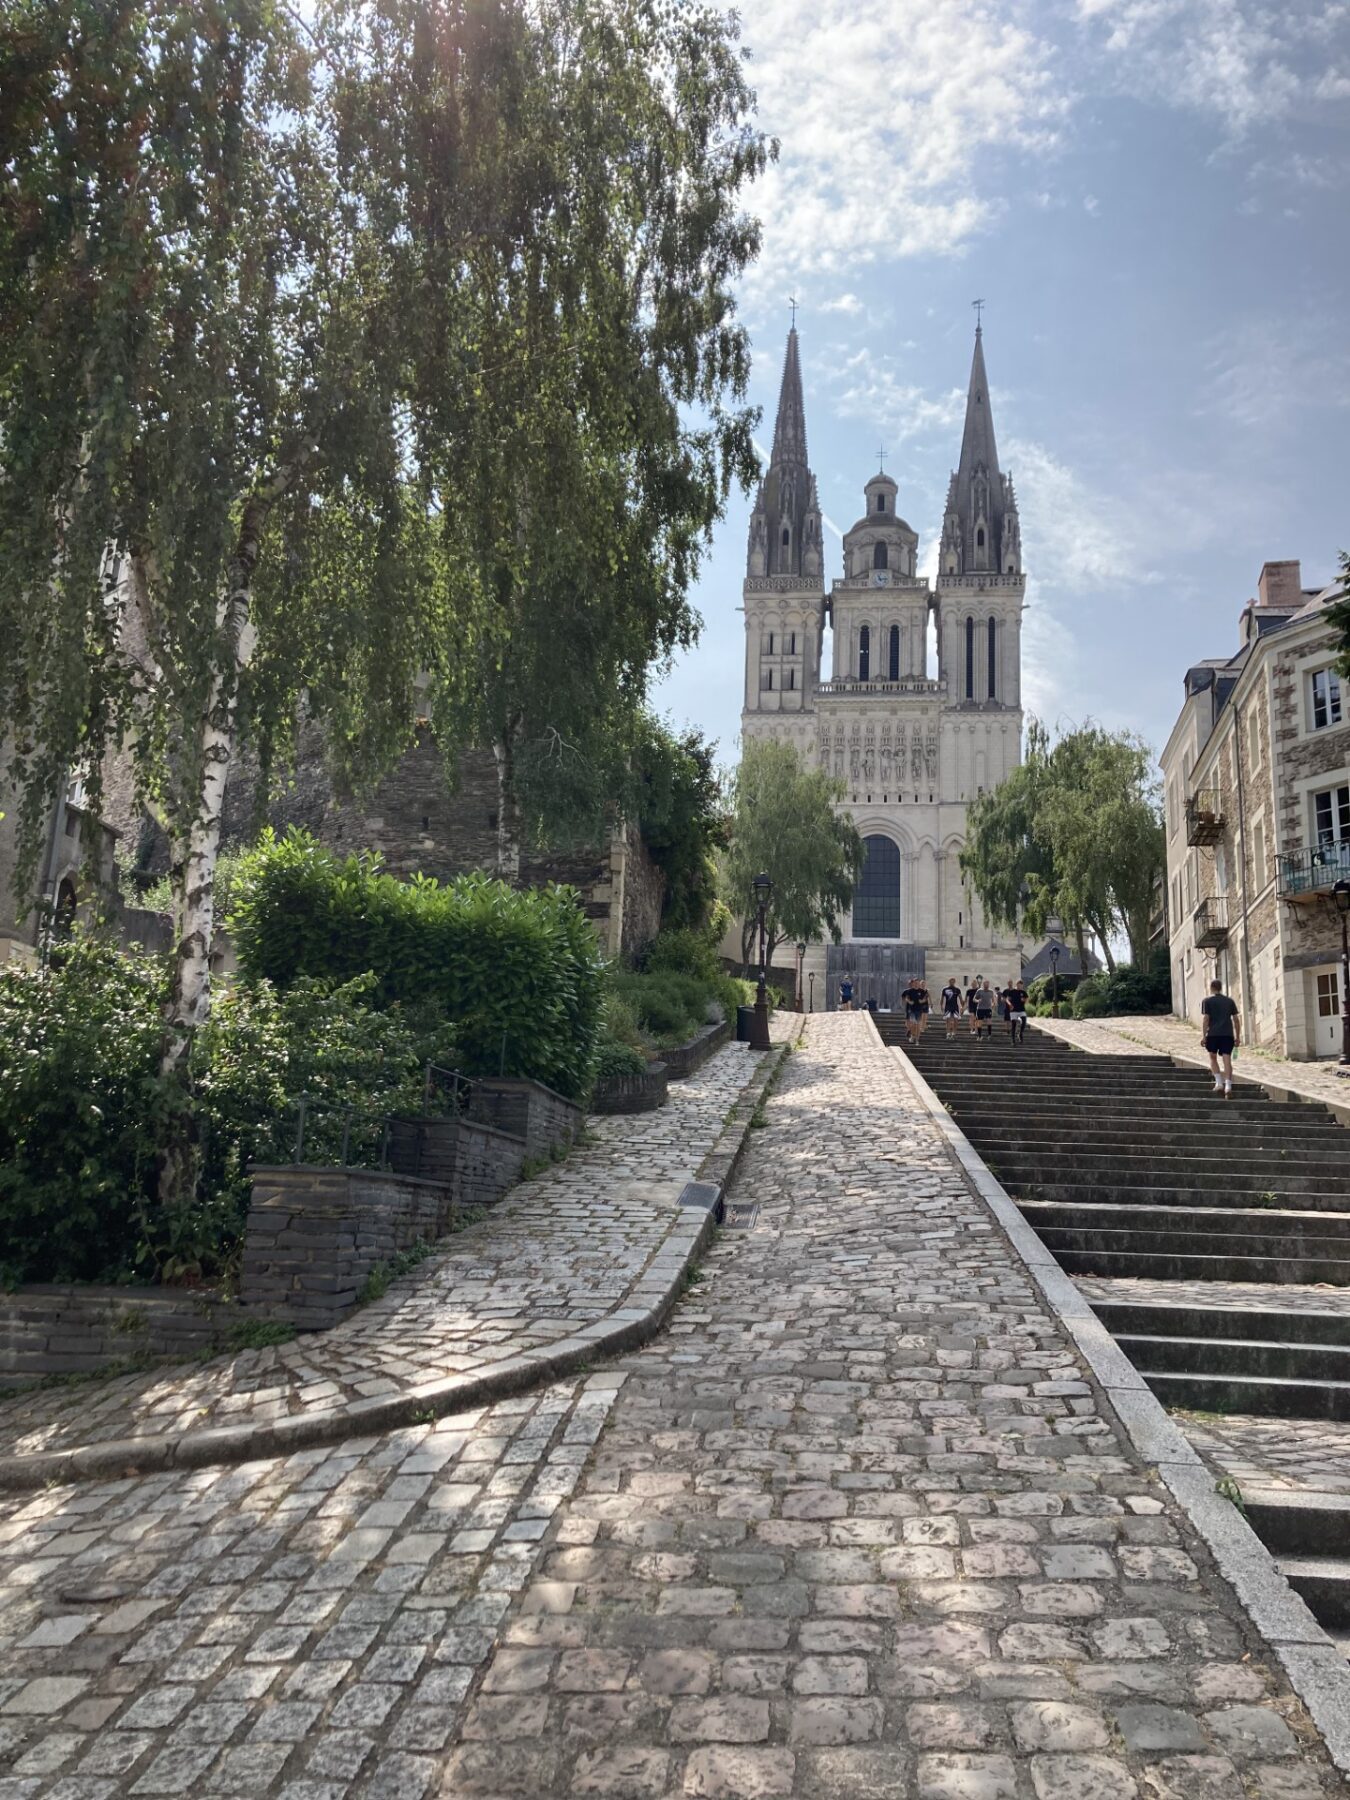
[839,976,854,1011]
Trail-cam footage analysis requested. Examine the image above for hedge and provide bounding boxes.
[229,830,603,1099]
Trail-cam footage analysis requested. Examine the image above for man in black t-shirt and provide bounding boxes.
[1004,982,1028,1044]
[900,978,926,1045]
[940,979,963,1039]
[966,976,982,1035]
[1200,979,1241,1097]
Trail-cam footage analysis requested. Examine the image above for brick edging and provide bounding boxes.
[0,1038,794,1495]
[882,1024,1350,1779]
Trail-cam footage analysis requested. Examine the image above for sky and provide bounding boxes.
[651,0,1350,770]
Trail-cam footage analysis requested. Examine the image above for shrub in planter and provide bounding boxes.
[229,830,602,1099]
[594,1038,648,1082]
[0,938,173,1285]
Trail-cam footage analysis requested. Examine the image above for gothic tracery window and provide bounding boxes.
[965,616,975,700]
[888,624,900,681]
[858,624,871,682]
[853,835,901,938]
[988,616,997,699]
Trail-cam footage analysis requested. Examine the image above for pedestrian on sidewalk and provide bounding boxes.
[901,974,926,1045]
[839,975,854,1011]
[974,977,996,1040]
[1201,978,1241,1097]
[940,977,963,1039]
[1004,978,1029,1044]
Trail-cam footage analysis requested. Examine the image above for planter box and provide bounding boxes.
[592,1062,669,1114]
[661,1017,733,1080]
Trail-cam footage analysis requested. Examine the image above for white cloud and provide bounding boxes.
[820,347,966,444]
[1004,437,1146,591]
[738,0,1069,297]
[1072,0,1348,134]
[819,293,865,315]
[1199,313,1350,431]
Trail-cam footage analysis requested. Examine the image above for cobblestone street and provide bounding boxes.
[0,1041,765,1477]
[0,1016,1342,1796]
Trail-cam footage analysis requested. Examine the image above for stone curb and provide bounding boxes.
[885,1030,1350,1779]
[0,1039,794,1495]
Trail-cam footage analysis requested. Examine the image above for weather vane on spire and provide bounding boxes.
[972,298,985,331]
[789,294,798,329]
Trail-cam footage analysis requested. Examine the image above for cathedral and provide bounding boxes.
[740,322,1026,1007]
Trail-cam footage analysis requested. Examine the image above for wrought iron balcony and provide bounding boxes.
[1185,788,1225,846]
[1278,841,1350,899]
[1192,895,1229,948]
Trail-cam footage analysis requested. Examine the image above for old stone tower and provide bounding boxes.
[741,323,1026,1005]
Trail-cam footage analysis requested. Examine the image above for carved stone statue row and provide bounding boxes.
[818,723,939,784]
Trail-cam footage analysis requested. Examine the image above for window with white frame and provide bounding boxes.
[1318,971,1340,1018]
[1310,668,1343,731]
[1248,707,1261,769]
[1167,778,1179,838]
[1314,784,1350,847]
[1250,816,1265,886]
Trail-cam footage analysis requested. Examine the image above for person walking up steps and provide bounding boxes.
[839,974,854,1011]
[941,977,963,1039]
[916,978,931,1041]
[1004,978,1028,1044]
[974,977,996,1040]
[966,974,982,1036]
[1201,977,1241,1098]
[901,975,925,1046]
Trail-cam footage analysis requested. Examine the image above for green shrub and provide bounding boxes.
[1027,970,1080,1007]
[594,1038,648,1082]
[1072,975,1109,1018]
[229,830,603,1099]
[611,969,711,1045]
[0,939,173,1285]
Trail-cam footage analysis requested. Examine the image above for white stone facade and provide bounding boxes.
[739,328,1026,1002]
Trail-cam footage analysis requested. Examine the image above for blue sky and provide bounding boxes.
[652,0,1350,769]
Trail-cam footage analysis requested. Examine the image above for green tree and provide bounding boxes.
[962,720,1164,971]
[332,0,769,875]
[0,1,435,1083]
[722,739,864,966]
[1323,551,1350,677]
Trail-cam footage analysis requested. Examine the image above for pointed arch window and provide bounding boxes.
[877,494,886,512]
[888,624,900,681]
[988,616,997,699]
[853,835,901,938]
[873,541,888,571]
[858,624,871,682]
[787,668,796,691]
[976,527,985,549]
[781,527,790,547]
[965,616,975,700]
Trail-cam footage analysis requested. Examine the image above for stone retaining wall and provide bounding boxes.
[240,1166,454,1331]
[660,1018,732,1080]
[0,1285,240,1392]
[592,1062,669,1114]
[387,1113,527,1206]
[476,1077,583,1161]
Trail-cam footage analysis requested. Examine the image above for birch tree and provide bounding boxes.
[0,2,432,1076]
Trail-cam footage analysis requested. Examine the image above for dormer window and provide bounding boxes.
[877,495,885,512]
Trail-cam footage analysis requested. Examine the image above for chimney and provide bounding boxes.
[1257,560,1302,608]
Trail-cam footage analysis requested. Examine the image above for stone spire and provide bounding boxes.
[746,325,822,582]
[940,324,1021,579]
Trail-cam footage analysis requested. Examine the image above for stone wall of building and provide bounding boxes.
[0,1284,242,1392]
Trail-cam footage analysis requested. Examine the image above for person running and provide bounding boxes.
[966,974,982,1035]
[1200,978,1241,1098]
[839,975,854,1012]
[1004,978,1029,1044]
[974,977,996,1040]
[940,977,963,1039]
[900,975,926,1045]
[917,978,932,1040]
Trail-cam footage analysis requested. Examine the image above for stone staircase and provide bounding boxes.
[885,1019,1350,1641]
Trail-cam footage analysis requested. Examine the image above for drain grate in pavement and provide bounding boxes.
[723,1200,760,1230]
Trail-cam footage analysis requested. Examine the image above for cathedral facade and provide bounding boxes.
[740,324,1026,1005]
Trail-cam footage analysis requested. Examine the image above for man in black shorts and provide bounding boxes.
[966,974,982,1036]
[1004,979,1028,1044]
[900,975,926,1045]
[940,977,963,1039]
[974,977,995,1040]
[1200,978,1241,1097]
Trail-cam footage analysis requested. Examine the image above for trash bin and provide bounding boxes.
[736,1004,755,1043]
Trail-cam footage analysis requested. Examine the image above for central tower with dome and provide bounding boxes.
[739,321,1026,1006]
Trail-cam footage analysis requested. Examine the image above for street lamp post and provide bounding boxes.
[1334,882,1350,1065]
[1049,942,1062,1019]
[796,942,807,1013]
[808,971,815,1013]
[749,872,773,1050]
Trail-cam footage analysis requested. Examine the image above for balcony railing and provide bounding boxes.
[1278,841,1350,899]
[1185,788,1225,846]
[1192,895,1229,948]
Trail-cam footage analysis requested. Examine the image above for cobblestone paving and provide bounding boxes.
[1177,1413,1350,1497]
[1075,1276,1350,1318]
[0,1042,763,1466]
[440,1016,1339,1796]
[0,1016,1340,1797]
[1037,1014,1350,1108]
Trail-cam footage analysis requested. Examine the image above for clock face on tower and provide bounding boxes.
[872,570,887,587]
